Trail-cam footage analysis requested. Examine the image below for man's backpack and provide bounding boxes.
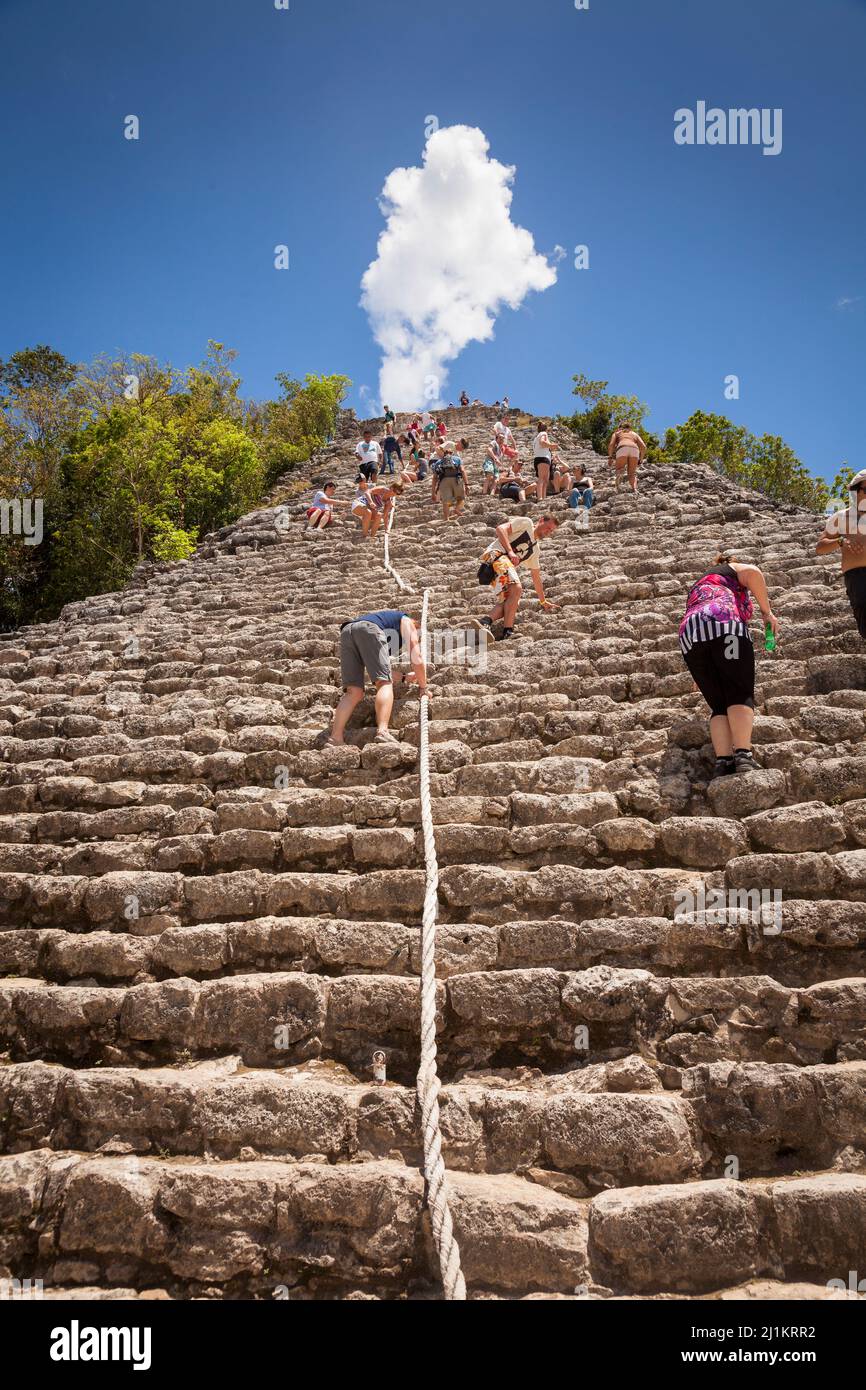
[439,457,462,480]
[477,561,496,586]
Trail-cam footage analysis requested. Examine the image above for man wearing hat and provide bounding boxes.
[816,469,866,636]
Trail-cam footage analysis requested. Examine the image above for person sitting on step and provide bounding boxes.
[306,480,341,531]
[567,464,595,515]
[327,609,429,746]
[498,458,527,504]
[815,468,866,637]
[679,549,779,777]
[550,456,572,495]
[477,514,560,641]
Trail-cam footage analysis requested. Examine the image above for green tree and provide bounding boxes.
[261,372,351,483]
[561,373,657,456]
[663,410,829,512]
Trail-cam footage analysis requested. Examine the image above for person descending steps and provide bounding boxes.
[679,549,779,776]
[355,428,383,481]
[816,468,866,638]
[326,608,429,746]
[475,513,560,641]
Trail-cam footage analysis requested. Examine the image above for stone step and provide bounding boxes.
[3,1057,863,1185]
[3,901,866,990]
[1,968,863,1077]
[1,1147,862,1298]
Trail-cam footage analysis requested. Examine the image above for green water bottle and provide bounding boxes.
[764,622,776,653]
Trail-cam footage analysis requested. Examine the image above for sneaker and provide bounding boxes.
[374,730,399,745]
[734,749,760,775]
[497,627,514,641]
[479,617,494,632]
[712,756,736,778]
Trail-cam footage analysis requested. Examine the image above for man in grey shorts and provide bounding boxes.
[327,609,429,745]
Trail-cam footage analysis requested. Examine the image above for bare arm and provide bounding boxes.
[495,522,518,560]
[402,618,428,694]
[731,564,778,633]
[530,566,558,609]
[816,531,844,555]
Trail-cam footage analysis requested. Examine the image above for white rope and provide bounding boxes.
[415,588,466,1301]
[383,503,413,593]
[379,496,466,1300]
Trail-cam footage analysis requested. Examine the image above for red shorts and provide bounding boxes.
[306,507,332,524]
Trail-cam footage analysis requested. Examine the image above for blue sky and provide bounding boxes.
[1,0,864,480]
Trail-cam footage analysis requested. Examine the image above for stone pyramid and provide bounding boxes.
[1,404,864,1301]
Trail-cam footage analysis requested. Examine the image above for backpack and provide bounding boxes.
[439,457,462,479]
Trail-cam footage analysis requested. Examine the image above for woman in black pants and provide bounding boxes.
[679,551,779,776]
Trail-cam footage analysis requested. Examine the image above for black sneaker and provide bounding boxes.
[713,756,736,778]
[734,749,760,775]
[480,617,494,632]
[497,627,514,641]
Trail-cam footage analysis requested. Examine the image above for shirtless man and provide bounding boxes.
[816,468,866,637]
[608,423,647,493]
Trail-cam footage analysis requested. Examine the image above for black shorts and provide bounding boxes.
[500,483,522,501]
[845,567,866,639]
[533,458,552,476]
[683,634,755,717]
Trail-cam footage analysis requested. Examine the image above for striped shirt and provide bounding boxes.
[679,615,751,655]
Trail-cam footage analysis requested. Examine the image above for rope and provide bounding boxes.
[383,503,413,593]
[416,587,467,1301]
[380,493,466,1299]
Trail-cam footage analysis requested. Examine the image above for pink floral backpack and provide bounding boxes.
[681,569,754,629]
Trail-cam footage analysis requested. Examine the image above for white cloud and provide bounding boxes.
[358,383,380,416]
[836,295,862,311]
[551,244,568,263]
[360,125,557,410]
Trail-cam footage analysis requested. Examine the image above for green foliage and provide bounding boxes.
[0,343,351,629]
[261,373,351,485]
[150,517,197,563]
[663,410,830,511]
[562,377,835,514]
[561,373,658,457]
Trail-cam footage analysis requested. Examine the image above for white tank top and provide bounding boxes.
[534,432,551,461]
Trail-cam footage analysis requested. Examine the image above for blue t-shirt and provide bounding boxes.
[358,610,408,634]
